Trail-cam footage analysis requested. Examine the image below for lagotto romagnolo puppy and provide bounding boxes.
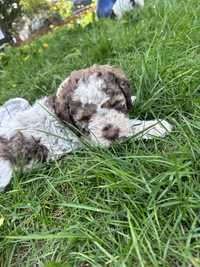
[0,64,172,191]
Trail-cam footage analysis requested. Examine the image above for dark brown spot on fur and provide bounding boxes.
[0,136,8,146]
[0,132,48,166]
[117,78,132,111]
[70,101,82,116]
[101,98,126,112]
[79,103,97,121]
[0,136,15,164]
[102,124,112,131]
[100,72,132,113]
[102,124,120,141]
[70,103,97,133]
[49,95,72,125]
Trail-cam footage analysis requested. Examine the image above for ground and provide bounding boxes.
[0,0,200,266]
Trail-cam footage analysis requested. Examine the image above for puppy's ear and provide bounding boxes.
[56,71,83,97]
[117,78,133,112]
[107,66,133,112]
[56,77,69,97]
[94,65,133,112]
[52,70,85,124]
[48,94,72,124]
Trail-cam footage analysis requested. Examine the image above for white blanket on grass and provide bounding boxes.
[0,98,82,160]
[0,98,31,127]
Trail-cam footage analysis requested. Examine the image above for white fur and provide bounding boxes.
[0,160,13,192]
[89,109,133,147]
[88,109,172,146]
[72,74,108,107]
[113,0,144,18]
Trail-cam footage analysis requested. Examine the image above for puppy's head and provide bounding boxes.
[53,65,133,132]
[89,64,133,112]
[88,109,133,147]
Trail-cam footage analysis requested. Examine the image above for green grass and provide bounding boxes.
[1,0,200,266]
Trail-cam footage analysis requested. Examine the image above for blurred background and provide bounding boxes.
[0,0,96,48]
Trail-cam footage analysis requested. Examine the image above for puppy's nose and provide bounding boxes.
[102,124,120,141]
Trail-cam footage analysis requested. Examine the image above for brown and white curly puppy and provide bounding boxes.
[0,64,172,191]
[50,64,134,143]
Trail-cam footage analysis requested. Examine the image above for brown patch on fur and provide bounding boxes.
[70,100,82,116]
[53,65,133,133]
[48,95,72,125]
[100,72,130,112]
[49,94,97,133]
[0,136,15,164]
[101,98,126,111]
[0,132,48,166]
[68,65,133,112]
[49,74,79,125]
[71,102,97,132]
[84,65,133,112]
[102,124,120,141]
[76,103,97,122]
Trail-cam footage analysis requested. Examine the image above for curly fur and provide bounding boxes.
[53,65,133,134]
[0,64,172,191]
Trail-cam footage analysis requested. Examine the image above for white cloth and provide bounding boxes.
[0,98,31,127]
[0,98,82,160]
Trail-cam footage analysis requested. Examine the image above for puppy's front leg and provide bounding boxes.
[130,119,172,140]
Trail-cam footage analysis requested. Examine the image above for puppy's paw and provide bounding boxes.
[0,160,13,192]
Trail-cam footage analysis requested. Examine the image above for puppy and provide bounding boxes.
[112,0,144,18]
[0,64,172,191]
[96,0,144,19]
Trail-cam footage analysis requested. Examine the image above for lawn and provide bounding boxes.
[0,0,200,266]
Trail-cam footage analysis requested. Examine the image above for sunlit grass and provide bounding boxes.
[0,0,200,266]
